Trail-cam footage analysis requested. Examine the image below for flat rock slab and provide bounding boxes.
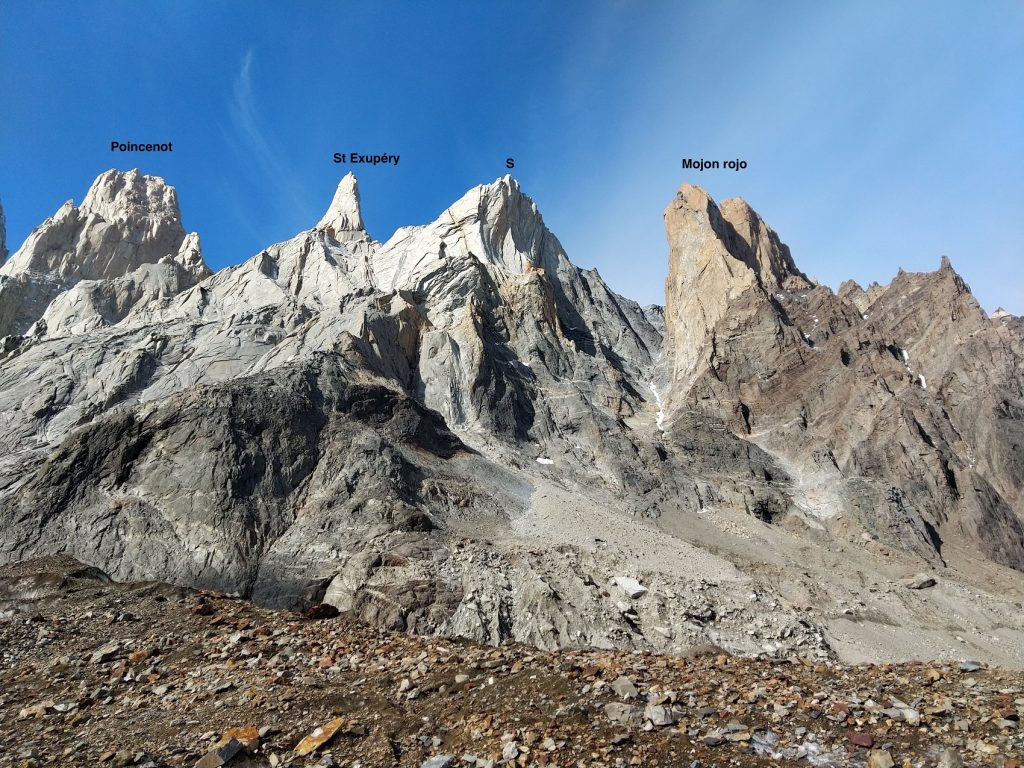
[194,738,241,768]
[610,675,639,699]
[613,576,647,598]
[605,702,644,724]
[902,574,937,589]
[294,717,345,756]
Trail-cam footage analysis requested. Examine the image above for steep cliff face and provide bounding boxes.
[662,184,814,386]
[1,171,1022,665]
[661,184,1024,574]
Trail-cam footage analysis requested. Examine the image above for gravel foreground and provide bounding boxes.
[1,557,1021,768]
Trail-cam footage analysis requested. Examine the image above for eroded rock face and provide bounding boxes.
[662,184,812,385]
[0,171,1022,665]
[661,184,1024,573]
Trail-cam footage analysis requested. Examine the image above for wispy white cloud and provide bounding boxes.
[226,48,311,230]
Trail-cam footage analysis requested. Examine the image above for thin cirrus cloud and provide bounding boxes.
[224,48,312,236]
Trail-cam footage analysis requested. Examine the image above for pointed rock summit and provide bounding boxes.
[717,196,809,290]
[438,175,552,274]
[838,279,885,314]
[662,183,811,381]
[168,232,208,278]
[316,173,365,239]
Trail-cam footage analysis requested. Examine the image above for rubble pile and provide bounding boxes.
[1,558,1021,767]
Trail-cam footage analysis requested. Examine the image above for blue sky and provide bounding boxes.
[2,1,1022,312]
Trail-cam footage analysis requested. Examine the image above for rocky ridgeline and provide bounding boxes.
[0,170,1021,669]
[1,557,1022,768]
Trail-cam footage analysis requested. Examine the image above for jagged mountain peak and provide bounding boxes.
[883,254,975,300]
[670,181,715,212]
[316,172,366,240]
[80,168,182,226]
[1,172,1023,672]
[2,168,190,283]
[838,278,886,314]
[371,175,557,294]
[446,175,537,226]
[440,175,553,274]
[0,169,205,338]
[165,232,210,279]
[664,184,807,292]
[663,182,808,381]
[468,173,524,197]
[718,196,810,290]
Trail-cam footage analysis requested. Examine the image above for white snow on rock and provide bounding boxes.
[648,382,665,431]
[898,346,927,390]
[536,457,554,465]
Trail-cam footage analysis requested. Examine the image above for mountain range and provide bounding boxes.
[1,169,1021,667]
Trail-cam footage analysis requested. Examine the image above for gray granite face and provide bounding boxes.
[0,170,1022,666]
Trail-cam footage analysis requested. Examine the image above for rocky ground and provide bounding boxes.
[2,558,1021,768]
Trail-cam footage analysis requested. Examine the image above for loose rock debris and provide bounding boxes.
[1,559,1022,768]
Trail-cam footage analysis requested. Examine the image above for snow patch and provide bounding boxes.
[899,346,926,389]
[536,457,554,465]
[648,382,665,431]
